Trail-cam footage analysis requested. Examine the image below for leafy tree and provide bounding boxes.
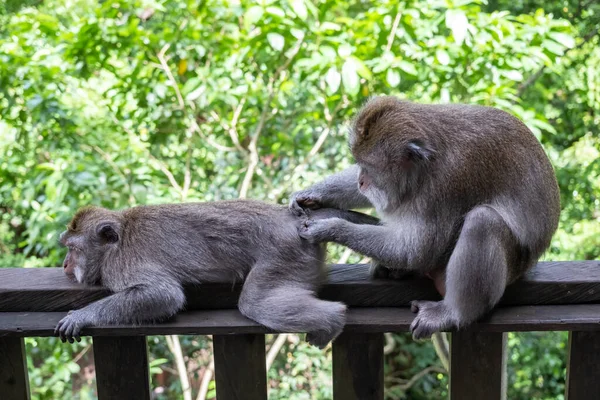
[1,0,597,398]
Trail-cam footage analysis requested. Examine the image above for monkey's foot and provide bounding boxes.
[299,218,343,243]
[54,310,90,343]
[306,331,337,349]
[410,300,455,340]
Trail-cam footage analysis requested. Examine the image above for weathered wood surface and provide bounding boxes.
[565,331,600,400]
[0,337,30,400]
[213,334,267,400]
[450,332,507,400]
[1,261,599,312]
[1,304,600,337]
[93,336,151,400]
[332,332,384,400]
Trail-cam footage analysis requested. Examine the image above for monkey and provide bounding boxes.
[55,200,379,347]
[290,96,560,339]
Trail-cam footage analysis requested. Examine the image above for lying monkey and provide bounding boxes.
[55,200,378,347]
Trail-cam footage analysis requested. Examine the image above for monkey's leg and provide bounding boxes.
[410,206,514,340]
[55,280,186,342]
[238,267,347,349]
[309,208,380,225]
[299,218,416,269]
[290,165,372,215]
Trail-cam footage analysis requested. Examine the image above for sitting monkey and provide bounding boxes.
[290,96,560,339]
[55,200,378,347]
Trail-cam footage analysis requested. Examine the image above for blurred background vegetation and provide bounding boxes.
[0,0,598,398]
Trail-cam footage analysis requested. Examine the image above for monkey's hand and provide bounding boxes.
[289,190,324,216]
[54,310,93,343]
[299,218,344,243]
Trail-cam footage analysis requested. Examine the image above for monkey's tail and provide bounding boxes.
[307,208,380,225]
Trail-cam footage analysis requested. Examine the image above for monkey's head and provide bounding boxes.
[349,96,435,211]
[59,206,121,285]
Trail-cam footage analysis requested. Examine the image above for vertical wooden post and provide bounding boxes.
[450,331,507,400]
[565,331,600,399]
[332,332,384,400]
[93,336,151,400]
[0,337,30,400]
[213,334,267,400]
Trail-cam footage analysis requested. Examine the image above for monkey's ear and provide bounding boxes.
[407,140,435,162]
[96,222,119,244]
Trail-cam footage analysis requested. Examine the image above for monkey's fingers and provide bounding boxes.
[410,301,420,313]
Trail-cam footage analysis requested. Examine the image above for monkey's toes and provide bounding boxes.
[410,300,420,313]
[306,331,334,349]
[410,301,454,340]
[55,315,82,343]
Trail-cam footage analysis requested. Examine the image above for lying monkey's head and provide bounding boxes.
[349,96,435,211]
[59,206,121,284]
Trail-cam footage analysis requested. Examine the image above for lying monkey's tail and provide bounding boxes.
[307,208,380,225]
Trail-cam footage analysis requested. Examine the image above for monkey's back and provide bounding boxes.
[115,200,321,285]
[408,102,560,262]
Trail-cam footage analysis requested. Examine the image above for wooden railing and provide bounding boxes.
[1,261,599,400]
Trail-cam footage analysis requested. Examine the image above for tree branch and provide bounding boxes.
[385,11,402,52]
[266,334,289,371]
[239,35,305,198]
[166,335,192,400]
[157,43,185,109]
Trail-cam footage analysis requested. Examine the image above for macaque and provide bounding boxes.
[291,96,560,339]
[55,200,378,347]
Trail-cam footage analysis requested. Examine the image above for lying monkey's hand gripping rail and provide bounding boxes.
[1,261,599,400]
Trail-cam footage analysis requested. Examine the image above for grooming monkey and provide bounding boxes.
[291,96,560,339]
[55,200,379,347]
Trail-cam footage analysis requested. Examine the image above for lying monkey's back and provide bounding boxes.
[110,200,311,284]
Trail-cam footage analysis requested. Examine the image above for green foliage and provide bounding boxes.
[1,0,598,398]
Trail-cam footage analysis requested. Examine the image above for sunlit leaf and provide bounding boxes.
[446,9,469,45]
[341,59,360,95]
[291,0,308,20]
[267,33,285,51]
[325,67,341,93]
[436,49,450,66]
[386,69,401,87]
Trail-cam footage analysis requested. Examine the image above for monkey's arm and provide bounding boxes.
[290,165,372,215]
[299,218,411,267]
[55,280,185,343]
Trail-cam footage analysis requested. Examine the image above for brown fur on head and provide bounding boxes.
[348,97,436,211]
[349,96,435,169]
[59,206,121,284]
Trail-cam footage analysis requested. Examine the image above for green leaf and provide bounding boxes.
[265,7,285,18]
[267,33,285,51]
[445,9,469,45]
[548,32,575,49]
[244,6,264,30]
[338,43,352,58]
[349,56,372,79]
[342,59,360,95]
[436,49,450,66]
[291,0,308,20]
[386,69,401,87]
[325,67,341,93]
[397,60,417,76]
[504,70,523,81]
[542,39,565,55]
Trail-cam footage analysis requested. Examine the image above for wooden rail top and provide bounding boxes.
[0,261,599,337]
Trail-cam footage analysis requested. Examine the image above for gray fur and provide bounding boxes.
[291,96,560,339]
[55,200,378,347]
